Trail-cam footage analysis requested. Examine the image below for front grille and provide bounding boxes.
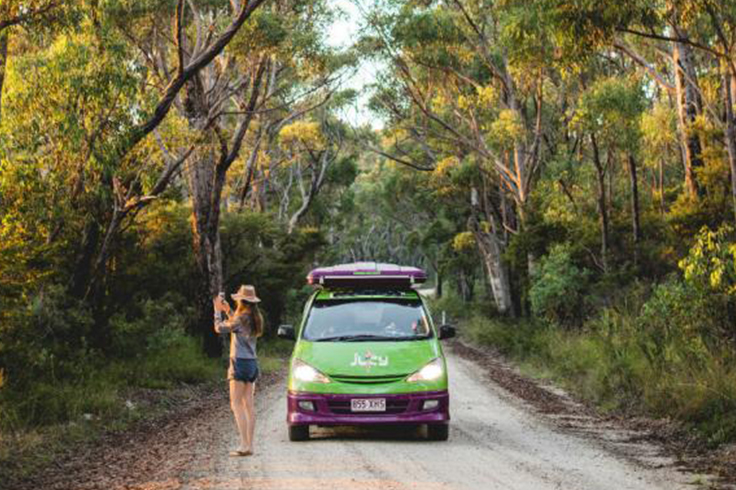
[327,398,410,415]
[329,373,409,385]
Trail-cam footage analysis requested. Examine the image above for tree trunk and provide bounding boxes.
[591,134,609,271]
[288,148,333,234]
[673,40,703,198]
[627,154,641,251]
[476,231,513,315]
[187,147,225,357]
[470,186,514,316]
[516,202,537,279]
[463,270,475,301]
[0,31,8,123]
[659,157,666,215]
[69,220,100,299]
[723,64,736,223]
[470,213,513,315]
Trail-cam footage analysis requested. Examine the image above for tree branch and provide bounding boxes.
[614,40,675,92]
[367,146,435,171]
[118,0,268,162]
[0,1,58,33]
[617,26,725,58]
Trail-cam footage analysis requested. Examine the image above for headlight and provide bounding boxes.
[292,359,331,384]
[406,358,444,383]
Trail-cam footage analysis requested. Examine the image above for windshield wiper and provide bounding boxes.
[391,335,430,341]
[313,334,397,342]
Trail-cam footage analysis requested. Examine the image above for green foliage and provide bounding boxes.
[108,292,194,358]
[232,10,289,55]
[679,225,736,296]
[220,210,326,327]
[464,315,548,359]
[0,286,215,428]
[467,230,736,444]
[574,77,645,149]
[536,0,658,63]
[391,7,464,67]
[529,245,589,325]
[0,285,94,393]
[429,291,469,322]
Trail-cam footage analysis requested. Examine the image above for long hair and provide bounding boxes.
[234,300,264,338]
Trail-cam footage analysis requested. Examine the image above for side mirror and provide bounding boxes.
[277,324,296,341]
[438,324,456,340]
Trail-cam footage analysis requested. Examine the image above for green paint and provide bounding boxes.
[287,289,449,395]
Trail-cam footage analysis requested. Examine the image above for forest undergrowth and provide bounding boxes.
[435,227,736,447]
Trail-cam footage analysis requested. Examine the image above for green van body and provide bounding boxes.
[284,288,451,440]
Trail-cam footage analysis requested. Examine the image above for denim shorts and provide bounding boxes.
[228,358,259,383]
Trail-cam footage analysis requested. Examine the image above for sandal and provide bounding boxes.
[229,449,253,457]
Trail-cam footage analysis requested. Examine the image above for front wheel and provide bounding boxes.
[288,424,310,441]
[427,424,449,441]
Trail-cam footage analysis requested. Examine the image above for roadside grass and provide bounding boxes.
[0,335,292,484]
[459,312,736,447]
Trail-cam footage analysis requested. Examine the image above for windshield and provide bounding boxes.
[302,299,433,342]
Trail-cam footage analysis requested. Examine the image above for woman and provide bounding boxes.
[213,284,264,457]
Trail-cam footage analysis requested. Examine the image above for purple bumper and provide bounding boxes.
[287,390,450,426]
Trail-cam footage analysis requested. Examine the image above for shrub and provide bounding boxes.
[637,279,715,368]
[529,244,589,325]
[465,278,736,444]
[0,285,95,393]
[678,225,736,338]
[109,292,193,358]
[428,291,471,322]
[680,225,736,295]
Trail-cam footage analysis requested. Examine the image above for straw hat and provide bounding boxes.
[231,284,261,303]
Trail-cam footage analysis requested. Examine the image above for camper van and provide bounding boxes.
[277,262,454,441]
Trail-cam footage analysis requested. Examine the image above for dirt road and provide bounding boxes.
[168,346,698,490]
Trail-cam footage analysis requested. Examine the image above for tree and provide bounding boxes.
[363,0,552,313]
[157,0,349,355]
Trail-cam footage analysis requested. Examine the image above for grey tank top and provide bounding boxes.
[216,312,257,359]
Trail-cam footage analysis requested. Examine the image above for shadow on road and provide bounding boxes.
[308,424,432,442]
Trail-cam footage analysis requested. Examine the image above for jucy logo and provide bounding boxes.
[350,351,389,369]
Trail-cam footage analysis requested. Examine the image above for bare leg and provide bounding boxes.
[229,380,249,451]
[242,382,256,452]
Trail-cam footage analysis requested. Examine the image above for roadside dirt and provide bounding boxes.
[6,371,277,490]
[8,345,734,490]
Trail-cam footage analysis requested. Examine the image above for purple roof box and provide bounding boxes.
[307,262,427,288]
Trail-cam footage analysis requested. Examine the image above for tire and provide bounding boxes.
[427,424,449,441]
[288,424,310,441]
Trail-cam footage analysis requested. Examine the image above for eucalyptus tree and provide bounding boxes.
[544,0,736,222]
[364,0,556,314]
[573,77,646,267]
[124,0,351,354]
[87,0,270,308]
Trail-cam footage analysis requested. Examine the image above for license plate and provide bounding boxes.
[350,398,386,412]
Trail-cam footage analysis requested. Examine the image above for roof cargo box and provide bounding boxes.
[307,262,427,288]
